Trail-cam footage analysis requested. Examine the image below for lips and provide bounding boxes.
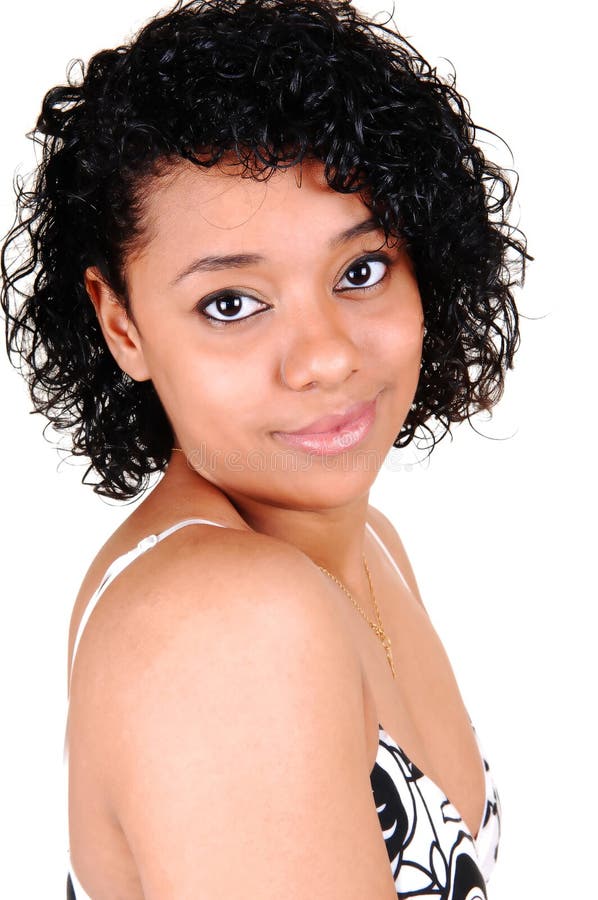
[277,394,380,435]
[272,393,380,456]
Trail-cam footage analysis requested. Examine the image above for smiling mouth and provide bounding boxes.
[277,393,381,436]
[271,391,381,455]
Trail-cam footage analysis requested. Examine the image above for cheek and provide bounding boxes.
[373,267,424,367]
[376,307,425,379]
[152,339,266,440]
[163,358,237,417]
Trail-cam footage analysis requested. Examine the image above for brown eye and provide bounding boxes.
[337,257,388,291]
[197,291,268,324]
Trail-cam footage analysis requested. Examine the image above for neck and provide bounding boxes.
[154,451,375,596]
[228,487,372,587]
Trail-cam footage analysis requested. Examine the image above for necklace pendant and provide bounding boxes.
[382,636,396,679]
[386,646,396,679]
[318,555,396,679]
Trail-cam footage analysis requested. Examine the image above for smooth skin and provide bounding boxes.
[68,157,485,898]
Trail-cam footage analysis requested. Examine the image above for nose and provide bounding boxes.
[279,302,362,391]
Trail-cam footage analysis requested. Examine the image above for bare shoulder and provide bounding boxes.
[69,528,396,898]
[78,524,363,723]
[69,525,349,700]
[367,504,426,608]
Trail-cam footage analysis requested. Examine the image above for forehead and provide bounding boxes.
[133,156,375,261]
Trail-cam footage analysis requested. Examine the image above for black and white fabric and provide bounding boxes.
[371,725,500,898]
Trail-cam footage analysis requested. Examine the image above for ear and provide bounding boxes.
[84,267,151,382]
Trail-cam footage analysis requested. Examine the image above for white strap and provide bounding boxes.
[64,518,227,762]
[69,544,146,688]
[365,520,411,592]
[69,518,227,687]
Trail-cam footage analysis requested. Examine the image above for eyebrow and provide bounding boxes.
[170,216,382,285]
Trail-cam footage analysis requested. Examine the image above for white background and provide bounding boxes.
[0,1,595,897]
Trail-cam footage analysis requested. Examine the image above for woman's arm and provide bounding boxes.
[70,532,397,899]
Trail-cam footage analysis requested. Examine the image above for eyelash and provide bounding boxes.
[195,252,391,327]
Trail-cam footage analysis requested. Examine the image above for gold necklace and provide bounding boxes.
[318,554,396,679]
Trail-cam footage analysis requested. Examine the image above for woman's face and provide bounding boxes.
[100,157,425,511]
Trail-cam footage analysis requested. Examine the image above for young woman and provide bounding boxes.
[1,0,527,896]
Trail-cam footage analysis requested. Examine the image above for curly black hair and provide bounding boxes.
[1,0,527,501]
